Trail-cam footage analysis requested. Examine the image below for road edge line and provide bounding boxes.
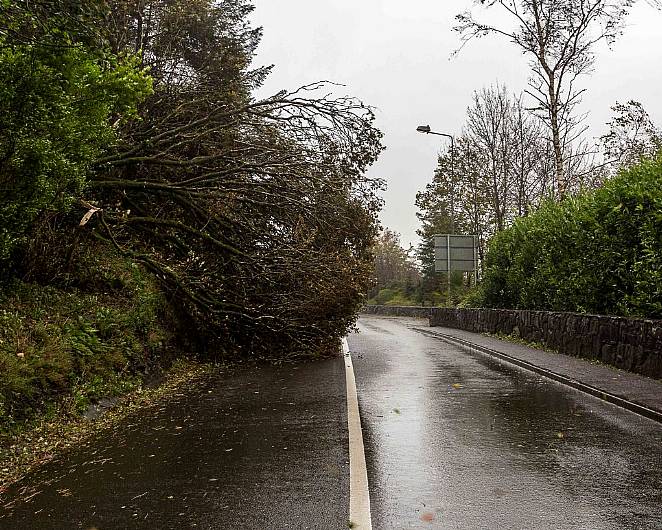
[413,327,662,424]
[343,337,372,530]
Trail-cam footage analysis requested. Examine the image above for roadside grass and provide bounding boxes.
[485,331,556,353]
[0,244,178,439]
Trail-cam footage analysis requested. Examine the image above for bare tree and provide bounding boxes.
[417,85,554,270]
[455,0,661,198]
[451,137,493,263]
[509,94,553,214]
[465,85,552,227]
[466,85,511,231]
[602,100,662,170]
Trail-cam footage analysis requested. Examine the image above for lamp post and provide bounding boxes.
[416,125,455,234]
[417,124,456,304]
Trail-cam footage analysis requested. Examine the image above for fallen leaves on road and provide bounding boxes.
[0,361,216,494]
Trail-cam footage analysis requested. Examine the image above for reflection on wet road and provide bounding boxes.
[349,316,662,530]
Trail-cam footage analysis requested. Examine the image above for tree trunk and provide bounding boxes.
[548,79,565,199]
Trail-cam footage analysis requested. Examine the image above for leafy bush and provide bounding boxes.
[368,287,419,306]
[481,152,662,318]
[458,286,484,308]
[0,6,151,267]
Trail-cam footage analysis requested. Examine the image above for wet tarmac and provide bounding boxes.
[0,359,349,529]
[349,316,662,530]
[2,316,661,530]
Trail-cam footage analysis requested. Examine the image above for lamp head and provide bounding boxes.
[416,125,431,134]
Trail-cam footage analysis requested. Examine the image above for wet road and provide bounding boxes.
[0,359,349,529]
[349,316,662,530]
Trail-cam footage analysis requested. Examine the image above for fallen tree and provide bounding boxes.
[83,1,385,358]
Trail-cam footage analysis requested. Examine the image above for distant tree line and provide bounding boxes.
[368,229,421,306]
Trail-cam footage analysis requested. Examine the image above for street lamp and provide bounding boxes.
[416,125,455,234]
[417,124,456,305]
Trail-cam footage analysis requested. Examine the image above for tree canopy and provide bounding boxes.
[0,1,151,265]
[455,0,661,197]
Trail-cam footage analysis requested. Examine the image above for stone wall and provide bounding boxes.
[361,305,431,318]
[430,308,662,379]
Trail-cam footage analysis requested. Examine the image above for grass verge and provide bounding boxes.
[484,331,557,353]
[0,246,177,436]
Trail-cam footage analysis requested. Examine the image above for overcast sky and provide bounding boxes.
[250,1,662,247]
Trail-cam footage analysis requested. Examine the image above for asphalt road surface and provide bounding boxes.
[1,315,661,529]
[0,359,349,530]
[349,316,662,530]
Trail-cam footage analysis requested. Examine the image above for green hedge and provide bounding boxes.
[481,153,662,318]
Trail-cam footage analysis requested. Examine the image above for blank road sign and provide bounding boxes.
[448,235,474,248]
[434,234,477,273]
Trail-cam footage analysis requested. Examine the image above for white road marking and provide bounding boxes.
[343,337,372,530]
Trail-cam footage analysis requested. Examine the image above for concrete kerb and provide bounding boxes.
[343,337,372,530]
[413,327,662,425]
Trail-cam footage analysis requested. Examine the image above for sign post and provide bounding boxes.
[434,234,478,304]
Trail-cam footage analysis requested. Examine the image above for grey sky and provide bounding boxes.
[251,1,662,247]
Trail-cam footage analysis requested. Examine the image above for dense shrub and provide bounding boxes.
[369,287,417,306]
[0,3,151,268]
[481,152,662,318]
